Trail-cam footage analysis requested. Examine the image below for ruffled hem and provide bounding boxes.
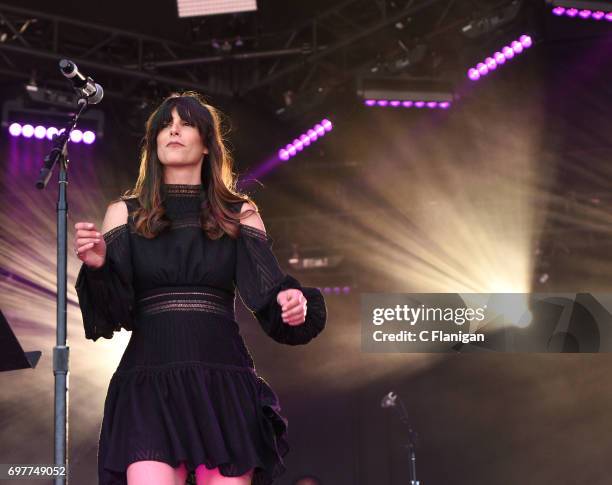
[98,362,288,485]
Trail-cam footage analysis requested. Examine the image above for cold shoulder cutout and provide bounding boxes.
[233,203,327,345]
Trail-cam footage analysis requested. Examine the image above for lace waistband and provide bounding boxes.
[136,286,235,319]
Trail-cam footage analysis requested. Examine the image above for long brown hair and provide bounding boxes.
[121,91,256,239]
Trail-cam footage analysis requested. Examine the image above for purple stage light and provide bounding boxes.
[477,62,489,76]
[276,117,333,161]
[511,40,523,54]
[439,101,451,109]
[22,124,34,138]
[8,123,21,137]
[467,34,532,82]
[292,138,304,151]
[34,125,46,139]
[552,4,612,21]
[70,129,83,143]
[520,35,533,48]
[494,51,506,64]
[306,129,318,141]
[46,127,59,140]
[364,97,450,109]
[83,130,96,144]
[364,99,376,106]
[502,46,515,59]
[552,6,565,15]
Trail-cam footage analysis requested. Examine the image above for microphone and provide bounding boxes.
[59,59,104,105]
[380,391,397,408]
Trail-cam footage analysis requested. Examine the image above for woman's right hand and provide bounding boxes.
[74,222,107,269]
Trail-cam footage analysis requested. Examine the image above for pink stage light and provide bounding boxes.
[552,6,565,15]
[467,34,533,82]
[83,131,96,144]
[7,122,97,144]
[277,118,334,161]
[22,124,34,138]
[8,123,22,137]
[70,129,83,143]
[46,127,59,140]
[363,98,451,109]
[551,3,612,21]
[34,126,46,139]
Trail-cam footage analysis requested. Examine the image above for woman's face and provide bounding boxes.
[156,107,208,168]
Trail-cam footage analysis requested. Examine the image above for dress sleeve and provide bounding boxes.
[75,224,135,341]
[235,224,327,345]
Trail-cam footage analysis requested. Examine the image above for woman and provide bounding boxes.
[74,92,327,485]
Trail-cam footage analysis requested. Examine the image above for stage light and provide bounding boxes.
[5,122,97,144]
[83,130,96,144]
[8,123,21,136]
[46,127,59,140]
[70,129,83,143]
[467,34,533,81]
[548,1,612,20]
[277,118,333,161]
[358,77,454,109]
[176,0,257,18]
[34,126,46,139]
[22,124,34,138]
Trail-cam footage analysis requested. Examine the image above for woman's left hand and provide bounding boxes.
[277,289,307,326]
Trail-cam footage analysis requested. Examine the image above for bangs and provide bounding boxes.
[152,96,211,135]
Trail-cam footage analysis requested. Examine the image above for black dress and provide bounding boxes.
[75,183,327,485]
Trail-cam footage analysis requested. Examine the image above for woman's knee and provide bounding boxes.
[127,460,188,485]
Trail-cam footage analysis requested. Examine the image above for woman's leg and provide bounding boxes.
[127,460,189,485]
[194,465,253,485]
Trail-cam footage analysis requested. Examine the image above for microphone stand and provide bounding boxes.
[382,392,421,485]
[36,96,91,485]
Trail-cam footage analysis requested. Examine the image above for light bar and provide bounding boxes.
[7,123,96,144]
[278,118,333,161]
[550,1,612,20]
[177,0,257,18]
[363,99,451,109]
[321,286,352,295]
[358,77,454,110]
[467,34,533,81]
